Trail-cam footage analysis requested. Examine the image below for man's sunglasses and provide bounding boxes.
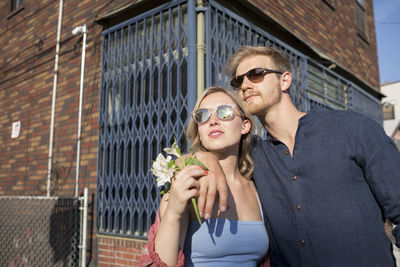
[192,104,240,124]
[230,68,283,89]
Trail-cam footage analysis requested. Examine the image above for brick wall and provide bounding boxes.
[247,0,380,89]
[0,0,145,264]
[97,235,147,266]
[0,0,134,195]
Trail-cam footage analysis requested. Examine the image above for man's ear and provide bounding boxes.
[281,71,292,93]
[241,119,251,135]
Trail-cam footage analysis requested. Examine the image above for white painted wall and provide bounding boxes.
[381,81,400,120]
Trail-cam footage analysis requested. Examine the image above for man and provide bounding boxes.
[196,46,400,266]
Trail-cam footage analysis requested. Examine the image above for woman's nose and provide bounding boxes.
[208,111,219,125]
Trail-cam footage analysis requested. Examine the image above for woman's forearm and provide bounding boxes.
[155,206,188,265]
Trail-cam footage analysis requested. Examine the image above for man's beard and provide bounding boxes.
[245,87,282,117]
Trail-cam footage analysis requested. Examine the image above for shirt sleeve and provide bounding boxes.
[139,209,186,267]
[358,117,400,248]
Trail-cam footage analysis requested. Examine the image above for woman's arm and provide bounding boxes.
[154,165,204,265]
[154,193,189,265]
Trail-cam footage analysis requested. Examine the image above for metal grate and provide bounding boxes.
[205,1,307,112]
[96,0,197,238]
[0,196,80,267]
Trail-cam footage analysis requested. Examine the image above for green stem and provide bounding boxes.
[191,197,202,225]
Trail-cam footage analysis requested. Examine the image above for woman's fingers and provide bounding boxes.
[169,165,203,201]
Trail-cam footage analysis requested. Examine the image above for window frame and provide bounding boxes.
[383,102,395,120]
[355,0,368,41]
[11,0,24,12]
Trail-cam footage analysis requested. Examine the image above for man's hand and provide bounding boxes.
[194,151,227,219]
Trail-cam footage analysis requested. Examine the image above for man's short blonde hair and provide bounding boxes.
[225,45,292,78]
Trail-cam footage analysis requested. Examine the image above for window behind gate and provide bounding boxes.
[96,1,194,238]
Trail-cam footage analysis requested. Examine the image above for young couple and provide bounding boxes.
[141,46,400,267]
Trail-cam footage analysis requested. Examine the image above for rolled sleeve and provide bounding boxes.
[361,122,400,248]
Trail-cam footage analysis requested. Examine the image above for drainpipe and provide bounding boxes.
[81,187,88,267]
[47,0,64,197]
[72,24,88,197]
[196,0,206,98]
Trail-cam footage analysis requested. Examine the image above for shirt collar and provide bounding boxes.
[264,109,318,142]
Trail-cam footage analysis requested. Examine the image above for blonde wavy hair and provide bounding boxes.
[186,87,255,179]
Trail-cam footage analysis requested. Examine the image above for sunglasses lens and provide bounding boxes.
[247,68,265,83]
[230,77,242,88]
[194,109,210,123]
[217,105,234,120]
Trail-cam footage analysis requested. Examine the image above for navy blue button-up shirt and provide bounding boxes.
[251,109,400,267]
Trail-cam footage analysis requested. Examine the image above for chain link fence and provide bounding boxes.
[0,196,83,267]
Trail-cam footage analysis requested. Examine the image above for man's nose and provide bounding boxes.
[240,76,253,92]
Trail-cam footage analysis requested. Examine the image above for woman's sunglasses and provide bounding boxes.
[230,68,283,89]
[192,104,240,124]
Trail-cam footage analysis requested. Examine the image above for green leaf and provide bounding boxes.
[174,137,181,156]
[159,182,171,195]
[159,189,168,195]
[185,157,208,170]
[167,160,175,169]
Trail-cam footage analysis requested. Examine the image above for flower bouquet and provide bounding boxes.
[150,139,207,225]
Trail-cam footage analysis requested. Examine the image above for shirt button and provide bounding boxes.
[296,205,301,211]
[300,240,305,246]
[291,175,297,181]
[283,150,290,155]
[269,140,273,143]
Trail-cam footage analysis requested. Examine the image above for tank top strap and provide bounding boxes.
[250,180,264,221]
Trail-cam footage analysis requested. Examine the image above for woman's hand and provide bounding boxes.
[163,165,204,221]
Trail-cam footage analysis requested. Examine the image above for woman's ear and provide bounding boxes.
[241,119,251,135]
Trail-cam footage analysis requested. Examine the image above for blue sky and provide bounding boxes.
[373,0,400,84]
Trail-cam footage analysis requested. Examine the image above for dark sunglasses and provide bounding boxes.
[230,68,283,89]
[192,104,240,124]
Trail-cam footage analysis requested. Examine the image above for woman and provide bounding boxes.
[140,87,269,266]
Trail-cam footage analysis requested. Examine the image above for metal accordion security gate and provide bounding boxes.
[96,0,197,238]
[96,0,383,239]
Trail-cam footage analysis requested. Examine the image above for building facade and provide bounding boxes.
[382,81,400,149]
[0,0,382,265]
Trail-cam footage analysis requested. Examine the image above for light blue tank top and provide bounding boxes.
[183,191,268,266]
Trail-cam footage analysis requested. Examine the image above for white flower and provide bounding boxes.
[163,140,181,158]
[150,153,175,187]
[149,140,205,225]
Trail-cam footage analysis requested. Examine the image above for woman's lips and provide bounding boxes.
[209,130,224,137]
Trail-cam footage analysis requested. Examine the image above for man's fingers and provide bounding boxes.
[203,174,217,219]
[197,179,208,218]
[217,180,228,213]
[175,165,206,182]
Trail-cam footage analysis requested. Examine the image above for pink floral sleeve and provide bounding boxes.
[139,210,186,267]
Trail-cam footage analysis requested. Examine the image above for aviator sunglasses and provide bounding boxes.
[230,68,283,89]
[192,104,240,124]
